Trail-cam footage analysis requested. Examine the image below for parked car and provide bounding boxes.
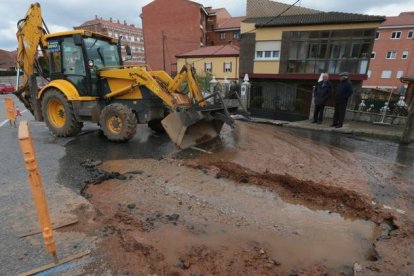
[0,83,15,94]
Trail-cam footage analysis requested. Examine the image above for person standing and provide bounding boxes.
[313,73,332,124]
[331,72,353,128]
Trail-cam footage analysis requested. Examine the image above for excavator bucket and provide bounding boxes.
[162,109,229,149]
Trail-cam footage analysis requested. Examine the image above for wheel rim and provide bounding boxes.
[47,99,66,128]
[107,115,123,134]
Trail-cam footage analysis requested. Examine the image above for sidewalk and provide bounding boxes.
[234,115,412,143]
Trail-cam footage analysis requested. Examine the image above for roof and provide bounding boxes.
[215,16,246,30]
[0,50,16,69]
[45,30,115,42]
[78,17,142,32]
[176,44,239,58]
[381,12,414,27]
[245,12,385,27]
[247,0,320,19]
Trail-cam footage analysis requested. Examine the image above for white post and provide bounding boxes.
[240,73,250,109]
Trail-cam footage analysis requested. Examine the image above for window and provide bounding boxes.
[391,31,401,39]
[408,31,414,39]
[367,70,372,78]
[375,31,380,40]
[381,70,392,79]
[255,41,281,60]
[62,38,86,76]
[224,62,232,72]
[220,32,226,40]
[205,62,212,72]
[386,51,397,59]
[371,52,376,59]
[233,31,240,39]
[402,50,409,59]
[396,70,404,78]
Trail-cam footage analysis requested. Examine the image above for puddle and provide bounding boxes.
[165,182,379,272]
[85,158,382,274]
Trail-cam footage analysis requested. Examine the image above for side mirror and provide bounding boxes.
[125,45,132,56]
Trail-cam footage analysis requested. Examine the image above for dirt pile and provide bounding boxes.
[188,160,395,225]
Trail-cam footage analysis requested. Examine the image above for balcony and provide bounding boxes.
[285,58,369,75]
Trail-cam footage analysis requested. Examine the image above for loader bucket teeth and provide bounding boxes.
[162,110,225,149]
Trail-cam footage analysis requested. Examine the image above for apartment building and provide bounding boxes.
[364,12,414,91]
[75,16,145,64]
[240,0,384,120]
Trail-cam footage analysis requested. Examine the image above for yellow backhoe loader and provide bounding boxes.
[14,3,244,149]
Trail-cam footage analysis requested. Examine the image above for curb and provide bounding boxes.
[283,123,413,143]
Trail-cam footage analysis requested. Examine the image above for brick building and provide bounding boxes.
[141,0,243,75]
[75,16,145,64]
[0,49,17,70]
[364,12,414,91]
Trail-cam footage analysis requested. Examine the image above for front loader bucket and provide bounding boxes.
[162,109,226,149]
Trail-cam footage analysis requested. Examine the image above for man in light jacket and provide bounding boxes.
[313,73,332,124]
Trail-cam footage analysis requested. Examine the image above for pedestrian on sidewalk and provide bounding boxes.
[331,72,353,128]
[313,73,332,124]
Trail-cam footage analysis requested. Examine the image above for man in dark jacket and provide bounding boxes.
[331,72,353,128]
[313,73,332,124]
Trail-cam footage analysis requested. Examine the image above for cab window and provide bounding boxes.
[62,37,86,76]
[84,37,120,68]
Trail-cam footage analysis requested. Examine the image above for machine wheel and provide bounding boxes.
[148,119,165,133]
[41,88,83,137]
[99,104,137,142]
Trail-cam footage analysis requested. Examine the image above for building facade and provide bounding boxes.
[239,0,384,120]
[75,16,145,65]
[141,0,243,75]
[176,44,239,81]
[364,12,414,91]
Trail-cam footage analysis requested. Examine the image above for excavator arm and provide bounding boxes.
[15,2,49,120]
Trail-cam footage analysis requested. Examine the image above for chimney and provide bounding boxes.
[124,20,127,25]
[109,17,112,22]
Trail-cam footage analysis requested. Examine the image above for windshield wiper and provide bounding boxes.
[97,47,105,66]
[87,39,98,50]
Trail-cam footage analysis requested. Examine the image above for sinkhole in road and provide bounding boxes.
[82,158,383,273]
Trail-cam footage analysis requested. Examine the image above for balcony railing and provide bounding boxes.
[284,58,369,75]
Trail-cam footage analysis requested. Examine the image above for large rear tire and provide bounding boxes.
[99,103,137,142]
[41,88,83,137]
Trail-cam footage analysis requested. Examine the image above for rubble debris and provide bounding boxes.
[79,159,127,195]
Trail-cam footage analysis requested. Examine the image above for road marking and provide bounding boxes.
[0,109,27,128]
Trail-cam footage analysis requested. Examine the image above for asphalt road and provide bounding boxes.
[0,94,178,275]
[0,93,413,274]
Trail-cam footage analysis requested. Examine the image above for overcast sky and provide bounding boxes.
[1,0,413,50]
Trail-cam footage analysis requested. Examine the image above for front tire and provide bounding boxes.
[41,88,83,137]
[99,103,137,142]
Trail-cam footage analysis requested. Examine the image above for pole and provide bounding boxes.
[401,82,414,144]
[18,121,58,263]
[162,31,166,71]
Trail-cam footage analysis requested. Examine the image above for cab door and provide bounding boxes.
[60,36,89,96]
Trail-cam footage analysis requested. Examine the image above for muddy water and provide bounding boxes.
[90,159,379,273]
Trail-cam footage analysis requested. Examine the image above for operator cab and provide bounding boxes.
[45,30,122,97]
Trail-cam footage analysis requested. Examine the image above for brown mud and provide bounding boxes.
[62,122,414,275]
